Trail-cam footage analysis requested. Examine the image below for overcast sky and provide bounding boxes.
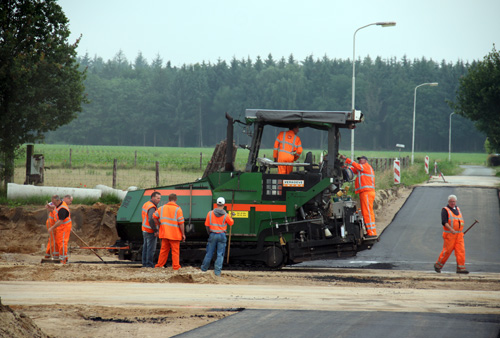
[58,0,500,67]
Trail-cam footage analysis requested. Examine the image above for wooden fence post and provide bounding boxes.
[200,152,202,170]
[156,161,160,186]
[69,148,72,169]
[134,151,137,167]
[113,159,117,189]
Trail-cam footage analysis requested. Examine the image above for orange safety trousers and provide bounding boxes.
[45,213,60,259]
[56,224,71,264]
[435,232,465,270]
[155,239,181,270]
[360,190,377,236]
[278,165,294,175]
[45,229,60,259]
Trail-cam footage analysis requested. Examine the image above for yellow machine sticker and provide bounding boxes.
[283,180,304,187]
[232,211,249,218]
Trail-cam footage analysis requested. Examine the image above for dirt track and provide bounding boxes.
[1,186,499,337]
[2,252,500,338]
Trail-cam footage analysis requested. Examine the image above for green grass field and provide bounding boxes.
[5,144,490,204]
[15,144,488,170]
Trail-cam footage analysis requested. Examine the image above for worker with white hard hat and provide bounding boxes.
[200,196,234,276]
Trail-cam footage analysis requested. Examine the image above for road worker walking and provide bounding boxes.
[153,193,185,270]
[273,125,302,174]
[339,155,377,238]
[434,194,469,274]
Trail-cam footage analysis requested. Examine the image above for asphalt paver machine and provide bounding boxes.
[115,109,374,268]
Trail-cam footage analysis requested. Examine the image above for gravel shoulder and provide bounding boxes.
[2,185,499,337]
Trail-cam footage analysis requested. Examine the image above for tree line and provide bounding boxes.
[45,51,486,153]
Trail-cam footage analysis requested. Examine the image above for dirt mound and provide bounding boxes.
[0,204,119,254]
[0,298,50,338]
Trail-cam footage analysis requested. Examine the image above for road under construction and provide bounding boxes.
[1,166,499,337]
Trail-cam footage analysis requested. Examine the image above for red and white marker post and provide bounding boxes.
[394,159,401,184]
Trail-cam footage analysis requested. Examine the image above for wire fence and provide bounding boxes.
[368,156,410,171]
[13,155,409,191]
[14,163,206,190]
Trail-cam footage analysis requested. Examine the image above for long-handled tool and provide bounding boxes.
[464,219,479,235]
[71,229,105,262]
[41,230,60,264]
[226,190,235,264]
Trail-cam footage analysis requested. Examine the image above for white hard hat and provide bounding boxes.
[216,197,225,205]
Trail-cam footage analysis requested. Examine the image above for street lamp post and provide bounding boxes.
[351,21,396,160]
[411,82,438,164]
[449,112,455,161]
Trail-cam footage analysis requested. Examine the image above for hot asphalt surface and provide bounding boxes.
[299,185,500,273]
[180,165,500,337]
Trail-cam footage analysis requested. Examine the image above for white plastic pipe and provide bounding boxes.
[7,183,102,200]
[95,184,128,200]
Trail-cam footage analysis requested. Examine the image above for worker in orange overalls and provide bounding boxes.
[200,197,235,277]
[43,199,59,260]
[153,193,185,270]
[434,194,468,274]
[339,155,377,238]
[273,125,302,174]
[47,194,73,264]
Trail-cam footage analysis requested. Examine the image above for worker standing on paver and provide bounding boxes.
[339,155,377,238]
[273,125,302,174]
[153,193,185,271]
[141,191,161,268]
[434,194,469,274]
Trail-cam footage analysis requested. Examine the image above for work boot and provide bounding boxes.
[434,264,441,273]
[456,269,469,274]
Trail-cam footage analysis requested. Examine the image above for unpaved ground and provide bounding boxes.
[4,186,498,338]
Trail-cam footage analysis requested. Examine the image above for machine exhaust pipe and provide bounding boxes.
[225,113,235,172]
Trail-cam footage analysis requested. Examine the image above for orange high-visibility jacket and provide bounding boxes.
[153,201,184,240]
[443,206,464,233]
[55,201,72,229]
[273,130,302,163]
[205,210,234,233]
[345,158,375,194]
[46,208,57,227]
[141,200,157,233]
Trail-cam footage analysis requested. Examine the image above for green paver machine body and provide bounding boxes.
[115,109,371,268]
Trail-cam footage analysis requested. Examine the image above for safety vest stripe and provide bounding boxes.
[355,168,375,192]
[356,184,375,191]
[276,133,300,156]
[142,204,156,230]
[443,207,464,233]
[160,207,183,228]
[209,211,228,233]
[278,149,294,155]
